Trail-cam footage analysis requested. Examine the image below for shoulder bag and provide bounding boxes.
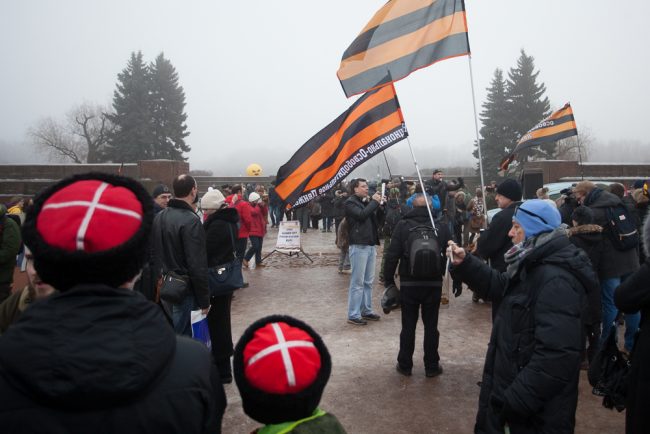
[159,270,190,304]
[208,223,244,296]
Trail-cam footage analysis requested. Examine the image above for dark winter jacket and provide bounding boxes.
[424,178,462,210]
[0,214,20,285]
[0,285,226,433]
[383,207,450,287]
[331,192,348,219]
[344,195,382,246]
[568,224,604,325]
[583,188,639,279]
[152,199,210,309]
[319,191,336,218]
[452,229,598,434]
[475,201,521,272]
[204,208,239,267]
[614,216,650,434]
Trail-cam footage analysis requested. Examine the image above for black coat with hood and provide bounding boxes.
[583,188,639,279]
[568,224,605,325]
[614,215,650,434]
[0,285,226,433]
[476,201,521,272]
[451,228,598,434]
[204,207,239,267]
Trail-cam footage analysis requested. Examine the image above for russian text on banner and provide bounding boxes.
[275,84,408,209]
[337,0,470,98]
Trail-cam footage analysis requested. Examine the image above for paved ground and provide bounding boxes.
[222,227,625,433]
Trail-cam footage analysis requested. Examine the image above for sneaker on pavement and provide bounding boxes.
[425,365,443,378]
[341,269,352,275]
[347,318,367,326]
[396,363,412,376]
[362,313,381,321]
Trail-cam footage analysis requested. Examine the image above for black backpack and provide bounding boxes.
[405,223,442,279]
[605,204,639,251]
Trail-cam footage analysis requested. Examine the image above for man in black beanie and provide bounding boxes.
[475,178,522,316]
[0,173,226,433]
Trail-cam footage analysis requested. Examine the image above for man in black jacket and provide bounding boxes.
[344,178,383,325]
[424,169,463,211]
[475,178,522,313]
[384,195,450,377]
[153,174,210,336]
[0,172,226,433]
[449,199,598,434]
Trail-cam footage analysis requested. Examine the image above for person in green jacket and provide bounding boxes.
[0,204,21,303]
[234,315,347,434]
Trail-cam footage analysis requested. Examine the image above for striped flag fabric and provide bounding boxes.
[337,0,470,98]
[275,84,408,209]
[500,103,578,170]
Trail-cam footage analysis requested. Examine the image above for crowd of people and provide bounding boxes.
[0,169,649,433]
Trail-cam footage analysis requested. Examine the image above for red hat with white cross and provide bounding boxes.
[234,315,332,425]
[22,172,154,291]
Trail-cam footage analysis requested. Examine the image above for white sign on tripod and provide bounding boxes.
[276,220,301,251]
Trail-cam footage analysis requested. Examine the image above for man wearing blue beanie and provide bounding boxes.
[447,199,598,433]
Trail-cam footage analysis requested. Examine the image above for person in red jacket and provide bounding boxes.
[244,192,268,268]
[226,185,252,264]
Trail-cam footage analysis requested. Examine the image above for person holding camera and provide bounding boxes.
[424,169,464,212]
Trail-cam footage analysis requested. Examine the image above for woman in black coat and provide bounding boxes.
[201,190,240,384]
[449,200,598,434]
[615,215,650,434]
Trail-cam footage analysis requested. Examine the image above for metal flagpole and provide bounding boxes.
[405,136,437,232]
[467,54,487,220]
[382,151,393,179]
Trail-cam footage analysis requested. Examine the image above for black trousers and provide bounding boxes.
[207,293,234,379]
[398,284,442,370]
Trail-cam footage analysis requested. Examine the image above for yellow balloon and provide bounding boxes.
[246,163,263,176]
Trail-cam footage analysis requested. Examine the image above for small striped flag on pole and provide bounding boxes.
[500,103,578,171]
[337,0,470,98]
[275,84,408,209]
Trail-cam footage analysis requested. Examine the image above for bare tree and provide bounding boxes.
[555,127,593,162]
[28,103,112,163]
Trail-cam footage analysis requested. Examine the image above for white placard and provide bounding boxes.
[275,220,301,250]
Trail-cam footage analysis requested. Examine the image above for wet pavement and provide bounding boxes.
[222,227,624,433]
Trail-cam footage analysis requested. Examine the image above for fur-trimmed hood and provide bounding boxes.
[567,224,603,236]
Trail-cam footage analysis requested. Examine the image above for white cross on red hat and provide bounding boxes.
[243,321,321,394]
[37,179,143,253]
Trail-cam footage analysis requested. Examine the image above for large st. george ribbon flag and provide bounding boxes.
[499,103,578,171]
[275,84,408,209]
[337,0,470,98]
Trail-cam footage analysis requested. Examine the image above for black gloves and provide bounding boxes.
[490,395,526,426]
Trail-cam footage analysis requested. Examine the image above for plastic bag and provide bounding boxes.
[191,310,212,349]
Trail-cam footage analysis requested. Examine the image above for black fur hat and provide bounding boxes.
[22,172,153,291]
[571,206,594,226]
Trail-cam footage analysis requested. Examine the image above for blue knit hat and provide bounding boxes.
[513,199,561,240]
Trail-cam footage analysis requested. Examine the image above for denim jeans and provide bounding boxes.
[172,293,196,337]
[269,205,280,226]
[601,276,640,351]
[348,244,376,319]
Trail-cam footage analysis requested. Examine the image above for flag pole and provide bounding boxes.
[467,54,487,220]
[405,136,437,232]
[382,151,393,179]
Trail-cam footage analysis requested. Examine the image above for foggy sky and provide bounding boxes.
[1,1,649,177]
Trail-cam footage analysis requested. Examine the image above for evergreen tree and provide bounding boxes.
[149,53,190,160]
[106,51,153,162]
[505,49,551,160]
[474,68,512,177]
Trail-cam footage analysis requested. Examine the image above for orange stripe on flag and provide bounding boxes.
[520,121,577,143]
[338,11,467,81]
[275,86,396,198]
[359,0,436,35]
[305,111,404,189]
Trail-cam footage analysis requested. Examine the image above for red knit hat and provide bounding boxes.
[22,173,153,291]
[234,315,332,424]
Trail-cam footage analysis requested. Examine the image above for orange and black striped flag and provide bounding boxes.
[337,0,470,98]
[275,84,407,209]
[500,103,578,171]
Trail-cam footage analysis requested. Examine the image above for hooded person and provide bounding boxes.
[0,172,226,433]
[233,315,347,433]
[448,199,598,434]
